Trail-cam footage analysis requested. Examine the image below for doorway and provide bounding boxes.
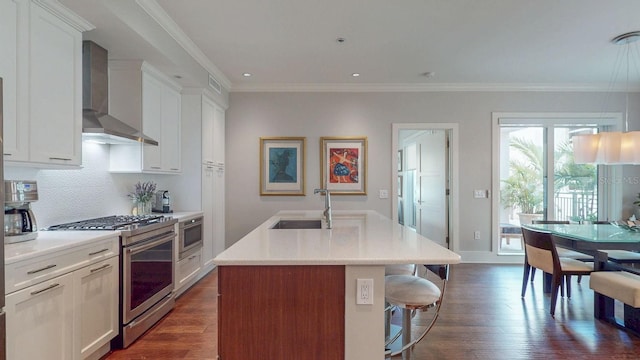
[392,123,459,252]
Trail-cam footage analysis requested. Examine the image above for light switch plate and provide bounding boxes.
[473,190,487,198]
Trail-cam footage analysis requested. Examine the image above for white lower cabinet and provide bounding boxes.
[6,271,75,360]
[74,256,119,359]
[5,237,120,360]
[175,248,202,297]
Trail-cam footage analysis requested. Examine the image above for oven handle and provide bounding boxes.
[126,232,175,255]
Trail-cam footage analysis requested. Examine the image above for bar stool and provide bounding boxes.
[384,264,417,341]
[385,265,448,359]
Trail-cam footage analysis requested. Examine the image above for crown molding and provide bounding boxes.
[135,0,231,91]
[33,0,95,32]
[230,82,640,93]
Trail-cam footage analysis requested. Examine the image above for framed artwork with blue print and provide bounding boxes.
[260,137,306,196]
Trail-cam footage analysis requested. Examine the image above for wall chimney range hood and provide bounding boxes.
[82,41,158,146]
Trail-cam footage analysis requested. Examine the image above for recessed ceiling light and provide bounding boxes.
[243,73,252,77]
[336,37,346,44]
[422,71,435,78]
[352,73,360,77]
[173,75,182,79]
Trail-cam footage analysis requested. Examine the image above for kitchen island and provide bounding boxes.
[214,210,461,360]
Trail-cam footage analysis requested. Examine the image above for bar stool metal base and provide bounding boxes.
[384,268,448,359]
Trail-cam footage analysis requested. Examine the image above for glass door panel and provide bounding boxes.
[553,128,598,222]
[498,127,544,253]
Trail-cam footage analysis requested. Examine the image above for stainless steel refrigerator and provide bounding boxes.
[0,77,6,360]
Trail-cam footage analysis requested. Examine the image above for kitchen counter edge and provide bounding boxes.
[214,210,461,266]
[5,231,119,264]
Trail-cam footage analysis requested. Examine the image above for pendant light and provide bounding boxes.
[573,31,640,164]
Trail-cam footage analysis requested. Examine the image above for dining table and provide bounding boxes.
[524,223,640,253]
[523,223,640,293]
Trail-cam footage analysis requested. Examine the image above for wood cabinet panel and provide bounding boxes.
[218,265,345,360]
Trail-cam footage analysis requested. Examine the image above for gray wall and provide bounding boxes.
[226,90,640,257]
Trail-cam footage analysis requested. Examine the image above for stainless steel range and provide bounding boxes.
[48,214,177,348]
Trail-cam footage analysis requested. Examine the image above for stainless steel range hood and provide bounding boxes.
[82,41,158,146]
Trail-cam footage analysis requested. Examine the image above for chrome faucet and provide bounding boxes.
[314,188,332,229]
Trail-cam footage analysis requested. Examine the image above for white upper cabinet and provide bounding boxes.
[201,94,225,167]
[1,0,92,167]
[0,0,25,161]
[161,84,181,172]
[142,72,163,171]
[28,2,83,165]
[109,61,182,174]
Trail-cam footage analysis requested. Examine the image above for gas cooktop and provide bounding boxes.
[47,214,168,231]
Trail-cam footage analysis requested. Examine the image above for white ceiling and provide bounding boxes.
[59,0,640,92]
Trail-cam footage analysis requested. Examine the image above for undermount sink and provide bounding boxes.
[271,219,322,229]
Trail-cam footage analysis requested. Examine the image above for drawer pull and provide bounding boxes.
[89,248,110,256]
[188,255,197,260]
[27,264,57,275]
[49,157,71,161]
[90,264,112,273]
[30,283,60,296]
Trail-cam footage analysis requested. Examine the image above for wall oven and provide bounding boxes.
[179,216,203,260]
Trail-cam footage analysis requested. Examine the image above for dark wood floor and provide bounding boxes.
[104,264,640,359]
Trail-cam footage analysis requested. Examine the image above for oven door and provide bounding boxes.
[123,230,175,324]
[179,217,203,259]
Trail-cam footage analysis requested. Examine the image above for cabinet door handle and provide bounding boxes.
[170,168,179,171]
[49,157,71,161]
[90,264,112,273]
[4,153,11,156]
[188,255,197,260]
[30,283,61,296]
[27,264,57,274]
[151,166,161,169]
[89,248,110,256]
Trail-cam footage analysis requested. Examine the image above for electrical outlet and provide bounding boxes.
[474,231,481,240]
[379,189,389,199]
[356,278,374,305]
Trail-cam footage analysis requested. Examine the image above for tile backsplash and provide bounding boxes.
[4,142,174,228]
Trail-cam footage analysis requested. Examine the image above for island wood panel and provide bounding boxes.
[218,265,345,360]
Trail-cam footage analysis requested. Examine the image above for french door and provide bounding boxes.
[493,113,621,254]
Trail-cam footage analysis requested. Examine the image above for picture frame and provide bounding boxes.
[320,136,367,195]
[260,137,306,196]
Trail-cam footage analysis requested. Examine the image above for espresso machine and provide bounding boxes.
[4,180,38,244]
[152,190,172,213]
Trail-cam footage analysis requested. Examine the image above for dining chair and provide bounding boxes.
[521,227,593,316]
[529,220,593,287]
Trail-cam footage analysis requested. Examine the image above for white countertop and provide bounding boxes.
[214,210,461,266]
[168,211,203,222]
[4,212,202,264]
[5,231,119,265]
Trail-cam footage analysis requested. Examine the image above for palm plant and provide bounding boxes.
[501,136,597,220]
[501,137,544,215]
